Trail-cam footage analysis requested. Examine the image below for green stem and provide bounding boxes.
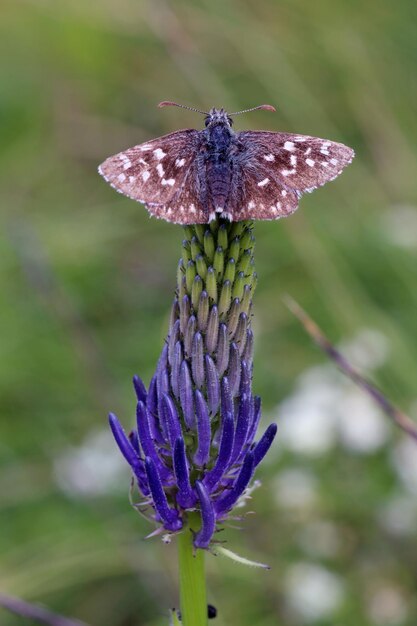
[178,512,207,626]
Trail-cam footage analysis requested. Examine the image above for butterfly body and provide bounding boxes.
[204,112,237,219]
[98,106,354,225]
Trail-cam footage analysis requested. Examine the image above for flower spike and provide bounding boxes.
[108,220,277,547]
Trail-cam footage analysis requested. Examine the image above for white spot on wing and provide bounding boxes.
[258,178,270,187]
[290,154,297,166]
[189,204,197,213]
[156,163,165,177]
[284,141,295,151]
[281,190,287,196]
[248,201,255,209]
[330,158,338,165]
[129,176,136,183]
[162,178,175,186]
[282,169,296,176]
[306,158,315,167]
[175,158,186,167]
[123,160,132,170]
[305,147,312,156]
[264,153,275,161]
[140,144,152,151]
[117,173,126,182]
[294,136,306,142]
[154,148,166,160]
[142,170,150,182]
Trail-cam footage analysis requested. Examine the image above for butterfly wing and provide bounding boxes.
[98,129,208,223]
[230,131,355,220]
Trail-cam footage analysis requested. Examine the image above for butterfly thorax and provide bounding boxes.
[204,121,235,213]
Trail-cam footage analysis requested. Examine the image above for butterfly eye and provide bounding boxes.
[227,116,233,126]
[204,116,211,127]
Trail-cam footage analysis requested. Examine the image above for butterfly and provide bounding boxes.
[98,101,354,225]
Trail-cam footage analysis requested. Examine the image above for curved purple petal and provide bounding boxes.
[191,331,205,388]
[170,341,182,400]
[161,394,181,449]
[228,343,241,397]
[146,375,165,444]
[145,457,182,532]
[156,346,170,440]
[179,360,195,429]
[239,361,251,398]
[109,412,140,469]
[229,392,251,467]
[194,390,211,467]
[253,423,278,467]
[202,411,234,493]
[109,413,151,495]
[173,437,196,508]
[220,377,233,421]
[205,355,220,416]
[136,401,170,481]
[214,452,255,518]
[133,375,147,404]
[168,319,180,366]
[247,395,262,444]
[194,481,216,549]
[128,429,140,455]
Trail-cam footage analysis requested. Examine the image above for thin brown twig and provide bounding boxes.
[284,295,417,444]
[0,593,89,626]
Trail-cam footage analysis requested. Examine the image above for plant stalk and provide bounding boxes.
[178,512,207,626]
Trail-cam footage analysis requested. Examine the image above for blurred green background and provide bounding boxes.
[1,0,417,625]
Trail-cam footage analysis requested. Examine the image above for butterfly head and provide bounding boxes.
[204,108,233,128]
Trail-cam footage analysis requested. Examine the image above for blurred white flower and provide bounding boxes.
[336,389,390,453]
[277,366,339,456]
[381,204,417,249]
[274,329,390,457]
[367,584,409,625]
[273,468,318,510]
[54,428,128,497]
[391,438,417,494]
[284,562,345,622]
[340,328,389,371]
[377,492,417,537]
[296,520,341,558]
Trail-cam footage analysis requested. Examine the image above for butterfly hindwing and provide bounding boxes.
[230,131,354,221]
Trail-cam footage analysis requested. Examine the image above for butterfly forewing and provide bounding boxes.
[232,131,354,221]
[98,129,204,222]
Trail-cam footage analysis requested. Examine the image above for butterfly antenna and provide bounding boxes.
[158,101,209,115]
[229,104,276,116]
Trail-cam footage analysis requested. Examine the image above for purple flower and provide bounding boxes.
[110,220,277,549]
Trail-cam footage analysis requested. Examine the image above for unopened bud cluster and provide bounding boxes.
[110,219,277,549]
